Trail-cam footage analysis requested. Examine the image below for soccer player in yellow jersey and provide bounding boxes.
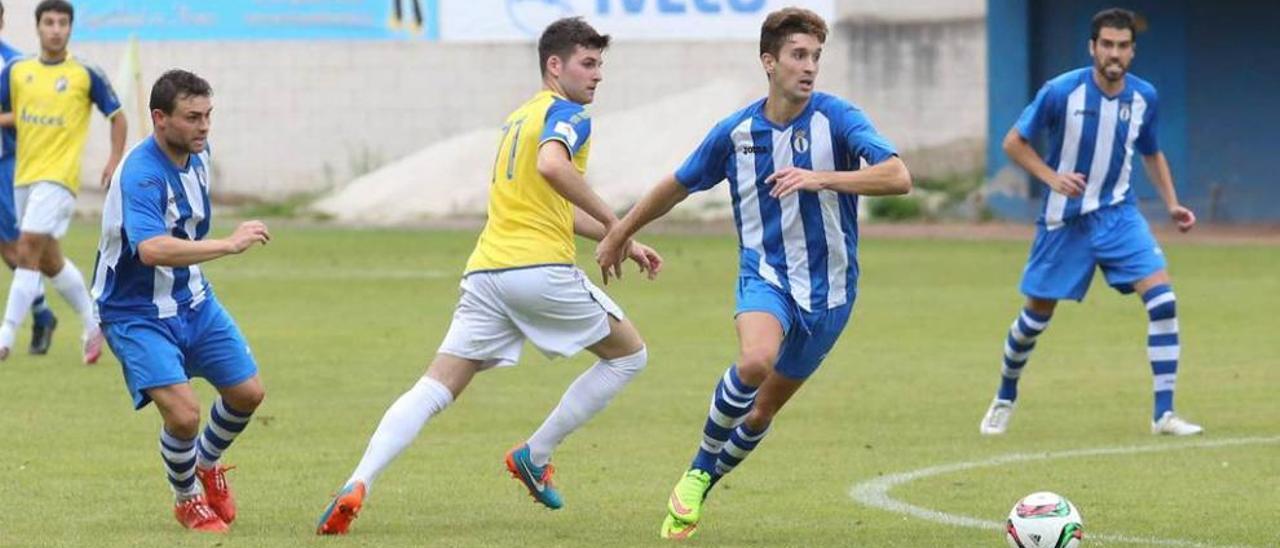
[0,0,126,362]
[318,17,662,535]
[0,0,59,355]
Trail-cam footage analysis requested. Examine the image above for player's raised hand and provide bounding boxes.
[627,241,663,281]
[1169,205,1196,233]
[594,230,629,285]
[766,167,824,198]
[1048,173,1086,197]
[227,220,271,254]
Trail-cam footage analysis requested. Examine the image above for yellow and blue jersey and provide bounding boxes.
[464,90,593,274]
[0,54,122,195]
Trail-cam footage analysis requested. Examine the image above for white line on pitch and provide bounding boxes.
[849,435,1280,547]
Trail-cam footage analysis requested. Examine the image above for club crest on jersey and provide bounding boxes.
[792,129,809,154]
[55,76,68,93]
[1119,103,1131,121]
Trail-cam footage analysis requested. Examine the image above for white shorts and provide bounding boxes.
[437,265,625,369]
[15,182,76,238]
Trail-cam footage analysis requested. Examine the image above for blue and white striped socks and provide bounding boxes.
[1143,285,1179,421]
[160,429,199,499]
[997,308,1052,401]
[691,365,757,475]
[714,423,770,476]
[196,398,253,470]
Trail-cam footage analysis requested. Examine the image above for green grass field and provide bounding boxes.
[0,221,1276,547]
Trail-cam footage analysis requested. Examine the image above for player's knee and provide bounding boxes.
[605,345,647,375]
[744,408,775,431]
[1026,298,1057,317]
[737,349,776,380]
[164,407,203,439]
[231,386,266,413]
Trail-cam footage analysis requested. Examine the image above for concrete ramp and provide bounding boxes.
[313,79,760,224]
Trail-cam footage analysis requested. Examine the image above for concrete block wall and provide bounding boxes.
[0,0,985,200]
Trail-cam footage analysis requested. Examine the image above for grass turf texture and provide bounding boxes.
[0,221,1275,547]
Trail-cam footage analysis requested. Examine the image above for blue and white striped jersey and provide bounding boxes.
[92,136,213,321]
[1016,67,1160,230]
[675,92,897,312]
[0,40,22,162]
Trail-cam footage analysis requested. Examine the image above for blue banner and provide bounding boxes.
[77,0,439,41]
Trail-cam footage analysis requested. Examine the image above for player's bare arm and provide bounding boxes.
[138,220,270,268]
[1141,152,1195,232]
[574,208,661,281]
[0,111,12,127]
[596,174,687,281]
[1003,127,1086,197]
[102,111,128,188]
[766,155,911,198]
[537,140,616,229]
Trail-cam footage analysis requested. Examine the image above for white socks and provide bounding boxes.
[527,346,648,466]
[49,259,96,332]
[348,376,454,492]
[0,268,42,349]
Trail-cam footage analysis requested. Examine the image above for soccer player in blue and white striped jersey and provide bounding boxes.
[596,7,911,539]
[91,70,270,533]
[978,8,1201,437]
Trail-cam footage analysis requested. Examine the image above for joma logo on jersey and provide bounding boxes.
[739,145,767,155]
[19,108,64,127]
[1073,108,1097,117]
[54,76,68,93]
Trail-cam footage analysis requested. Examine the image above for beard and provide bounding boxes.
[1097,59,1128,81]
[163,133,203,155]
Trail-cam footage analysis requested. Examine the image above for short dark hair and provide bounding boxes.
[537,17,610,77]
[150,69,212,115]
[35,0,73,24]
[760,7,828,57]
[1091,8,1137,41]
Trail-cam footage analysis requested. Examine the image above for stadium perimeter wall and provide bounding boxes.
[2,0,984,204]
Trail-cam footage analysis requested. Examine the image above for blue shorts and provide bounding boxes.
[1021,205,1166,301]
[735,272,853,380]
[0,157,17,242]
[103,297,258,410]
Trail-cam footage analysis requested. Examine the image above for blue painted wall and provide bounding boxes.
[986,0,1280,222]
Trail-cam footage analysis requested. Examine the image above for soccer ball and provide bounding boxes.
[1004,491,1084,548]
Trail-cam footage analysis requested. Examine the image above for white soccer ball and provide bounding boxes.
[1004,491,1084,548]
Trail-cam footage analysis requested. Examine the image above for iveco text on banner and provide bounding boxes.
[441,0,835,42]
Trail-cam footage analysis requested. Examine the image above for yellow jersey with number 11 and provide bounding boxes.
[464,90,593,274]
